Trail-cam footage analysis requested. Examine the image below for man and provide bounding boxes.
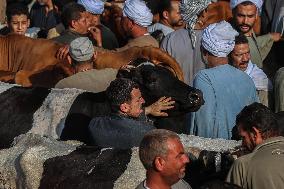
[116,0,159,51]
[52,3,90,45]
[78,0,119,50]
[229,34,272,106]
[55,37,117,92]
[161,0,211,85]
[88,78,175,149]
[189,21,258,139]
[231,0,281,68]
[274,67,284,112]
[148,0,183,41]
[226,102,284,189]
[30,0,59,31]
[136,129,191,189]
[0,3,39,38]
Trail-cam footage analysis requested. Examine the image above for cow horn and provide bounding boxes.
[139,47,184,82]
[94,46,184,82]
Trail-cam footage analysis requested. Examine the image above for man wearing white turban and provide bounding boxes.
[116,0,158,51]
[188,21,258,139]
[231,0,281,68]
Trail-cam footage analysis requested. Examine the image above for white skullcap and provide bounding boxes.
[122,0,153,27]
[69,37,94,62]
[202,21,239,57]
[230,0,263,12]
[78,0,104,15]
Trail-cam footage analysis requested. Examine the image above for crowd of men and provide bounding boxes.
[0,0,284,188]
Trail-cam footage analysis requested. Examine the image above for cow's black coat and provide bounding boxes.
[39,146,132,189]
[0,86,49,149]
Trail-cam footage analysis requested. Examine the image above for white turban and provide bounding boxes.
[78,0,104,15]
[123,0,153,27]
[230,0,263,12]
[202,21,239,57]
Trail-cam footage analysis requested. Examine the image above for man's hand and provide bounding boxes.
[89,26,102,47]
[145,97,175,117]
[56,45,69,60]
[270,32,282,42]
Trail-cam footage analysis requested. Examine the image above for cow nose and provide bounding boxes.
[188,90,203,105]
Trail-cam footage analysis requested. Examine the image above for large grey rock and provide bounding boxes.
[0,134,81,189]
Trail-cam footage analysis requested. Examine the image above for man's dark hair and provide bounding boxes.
[235,34,248,45]
[275,111,284,136]
[6,3,29,22]
[61,3,86,29]
[236,102,279,139]
[106,78,140,113]
[158,0,172,19]
[52,0,76,13]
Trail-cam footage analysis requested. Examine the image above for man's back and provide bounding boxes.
[161,29,205,85]
[226,136,284,189]
[189,64,258,139]
[88,114,155,149]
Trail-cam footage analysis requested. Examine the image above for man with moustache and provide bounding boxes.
[229,34,272,106]
[231,0,281,68]
[226,102,284,189]
[136,129,191,189]
[148,0,184,42]
[189,21,258,139]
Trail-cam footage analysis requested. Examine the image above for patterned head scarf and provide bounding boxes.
[202,21,239,57]
[123,0,153,27]
[230,0,263,13]
[78,0,105,15]
[180,0,212,48]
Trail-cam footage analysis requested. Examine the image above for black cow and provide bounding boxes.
[62,63,203,144]
[0,63,203,149]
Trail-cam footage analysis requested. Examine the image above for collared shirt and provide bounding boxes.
[226,136,284,189]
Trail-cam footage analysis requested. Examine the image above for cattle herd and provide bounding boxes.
[0,61,244,188]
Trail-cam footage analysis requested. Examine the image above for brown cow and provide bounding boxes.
[0,34,184,87]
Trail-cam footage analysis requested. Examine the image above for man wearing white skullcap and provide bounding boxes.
[78,0,119,50]
[188,21,258,139]
[231,0,281,68]
[116,0,158,51]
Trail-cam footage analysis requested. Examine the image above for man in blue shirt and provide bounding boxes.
[188,21,258,139]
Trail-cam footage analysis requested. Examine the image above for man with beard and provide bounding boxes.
[136,129,191,189]
[148,0,184,42]
[231,0,281,68]
[226,102,284,189]
[160,0,211,85]
[229,34,272,106]
[189,21,258,139]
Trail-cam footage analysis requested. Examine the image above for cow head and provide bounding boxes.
[117,60,204,115]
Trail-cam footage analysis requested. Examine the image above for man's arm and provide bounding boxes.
[226,157,247,188]
[189,72,216,137]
